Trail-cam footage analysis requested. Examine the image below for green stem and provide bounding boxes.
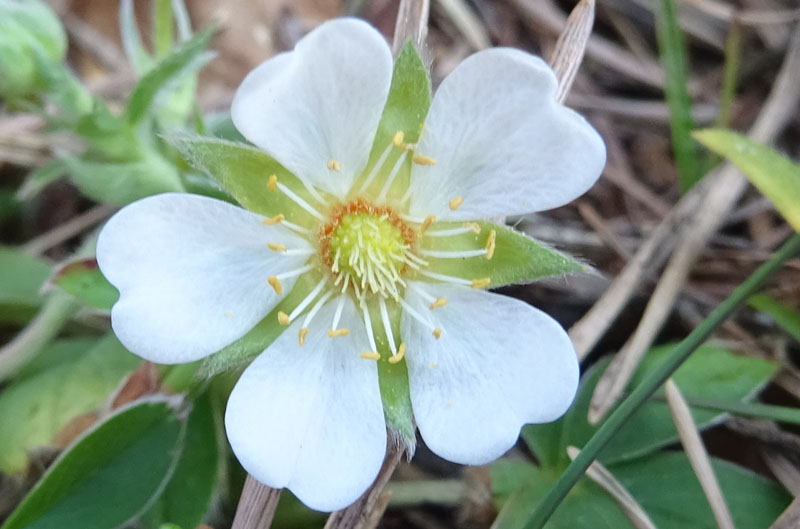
[677,396,800,425]
[521,233,800,529]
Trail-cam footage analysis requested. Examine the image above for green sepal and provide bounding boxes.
[364,297,416,448]
[200,272,321,377]
[169,134,320,227]
[50,257,119,310]
[358,40,431,199]
[418,220,584,288]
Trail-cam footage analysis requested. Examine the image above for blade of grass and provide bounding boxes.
[656,0,703,193]
[153,0,174,58]
[501,233,800,529]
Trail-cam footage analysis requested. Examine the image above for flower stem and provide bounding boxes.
[231,475,282,529]
[514,233,800,529]
[324,443,404,529]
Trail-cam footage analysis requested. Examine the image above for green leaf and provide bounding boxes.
[419,221,584,288]
[655,0,703,193]
[693,128,800,232]
[359,40,431,197]
[143,393,219,529]
[749,293,800,342]
[64,152,183,205]
[0,247,50,322]
[491,452,789,529]
[1,398,183,529]
[50,257,118,310]
[169,134,319,227]
[125,26,214,125]
[0,334,140,474]
[522,344,777,470]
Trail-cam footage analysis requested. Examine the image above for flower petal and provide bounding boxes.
[402,282,579,464]
[225,296,386,511]
[97,193,310,364]
[408,48,606,220]
[231,18,393,198]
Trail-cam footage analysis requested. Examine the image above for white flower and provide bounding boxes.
[96,18,605,511]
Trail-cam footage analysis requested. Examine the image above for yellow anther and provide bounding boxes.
[433,328,442,339]
[429,297,447,310]
[262,214,284,226]
[429,362,437,369]
[267,242,287,252]
[327,159,341,171]
[464,222,481,234]
[225,311,233,318]
[412,155,436,166]
[389,343,407,364]
[447,402,453,408]
[298,327,309,346]
[471,277,491,289]
[485,229,496,259]
[420,215,436,234]
[360,352,381,360]
[277,311,290,325]
[267,174,277,191]
[327,328,350,338]
[449,196,464,211]
[267,276,283,296]
[392,131,405,147]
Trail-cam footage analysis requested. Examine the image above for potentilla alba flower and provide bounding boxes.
[97,18,605,511]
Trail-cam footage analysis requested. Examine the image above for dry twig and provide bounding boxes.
[231,476,282,529]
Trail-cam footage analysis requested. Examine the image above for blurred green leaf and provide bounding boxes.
[523,344,777,470]
[16,160,66,201]
[655,0,702,193]
[491,452,789,529]
[119,0,153,74]
[125,26,214,126]
[0,247,50,322]
[50,257,118,310]
[749,294,800,343]
[142,393,218,529]
[1,398,182,529]
[420,220,584,288]
[0,334,140,474]
[693,129,800,232]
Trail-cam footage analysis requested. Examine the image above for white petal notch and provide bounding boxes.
[408,48,606,220]
[97,193,311,364]
[231,18,394,199]
[402,282,579,465]
[225,297,387,512]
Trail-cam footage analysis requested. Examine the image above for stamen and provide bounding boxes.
[277,311,290,325]
[275,264,314,281]
[298,327,308,346]
[377,150,409,202]
[412,155,436,166]
[388,342,406,364]
[287,278,327,322]
[409,283,436,303]
[418,270,473,286]
[262,214,284,225]
[433,328,442,339]
[378,296,397,355]
[276,182,325,221]
[429,297,447,310]
[471,277,491,289]
[331,294,346,330]
[449,196,464,211]
[283,248,315,256]
[267,174,277,192]
[485,229,497,259]
[392,131,405,147]
[359,143,393,193]
[225,311,233,318]
[425,223,480,237]
[327,159,341,171]
[398,297,435,332]
[267,276,282,295]
[361,302,378,353]
[280,219,312,235]
[429,362,437,368]
[419,215,436,234]
[267,242,287,252]
[327,328,350,338]
[360,352,381,360]
[419,248,488,259]
[300,289,334,340]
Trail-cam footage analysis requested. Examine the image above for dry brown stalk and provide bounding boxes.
[230,475,282,529]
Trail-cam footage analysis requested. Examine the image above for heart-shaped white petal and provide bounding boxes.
[231,18,393,199]
[408,48,606,220]
[97,193,310,363]
[225,295,387,512]
[401,282,579,464]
